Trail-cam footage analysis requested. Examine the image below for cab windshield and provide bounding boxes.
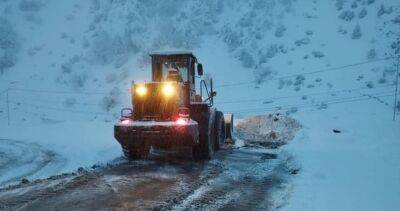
[162,61,188,82]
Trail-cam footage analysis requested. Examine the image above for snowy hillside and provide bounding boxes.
[0,0,400,209]
[0,0,399,118]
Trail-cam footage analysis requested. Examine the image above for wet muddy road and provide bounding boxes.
[0,115,300,210]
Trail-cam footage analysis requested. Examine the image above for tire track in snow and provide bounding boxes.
[168,148,296,210]
[0,139,66,186]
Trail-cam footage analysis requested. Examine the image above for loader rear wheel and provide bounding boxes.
[214,111,225,151]
[192,119,215,161]
[122,145,150,160]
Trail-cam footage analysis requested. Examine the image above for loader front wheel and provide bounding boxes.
[192,122,214,160]
[192,131,213,160]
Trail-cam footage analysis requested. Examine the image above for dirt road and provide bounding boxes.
[0,114,301,210]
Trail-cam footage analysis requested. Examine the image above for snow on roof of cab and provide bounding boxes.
[149,51,194,56]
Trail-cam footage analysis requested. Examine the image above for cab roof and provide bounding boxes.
[149,51,195,57]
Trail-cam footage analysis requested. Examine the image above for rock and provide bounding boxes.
[366,81,374,88]
[21,178,30,184]
[77,167,86,173]
[333,129,341,133]
[290,168,300,175]
[92,164,100,169]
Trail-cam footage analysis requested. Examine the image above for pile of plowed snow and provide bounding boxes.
[235,114,301,148]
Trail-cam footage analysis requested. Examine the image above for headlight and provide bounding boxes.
[162,83,175,97]
[135,85,147,96]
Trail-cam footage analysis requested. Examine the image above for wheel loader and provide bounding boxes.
[114,51,233,160]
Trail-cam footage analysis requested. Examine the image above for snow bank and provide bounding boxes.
[235,114,301,148]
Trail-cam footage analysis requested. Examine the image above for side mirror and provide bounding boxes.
[211,91,217,97]
[121,108,133,119]
[197,63,203,76]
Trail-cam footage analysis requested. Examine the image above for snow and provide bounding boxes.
[0,0,399,209]
[235,114,301,147]
[0,121,121,186]
[282,100,400,211]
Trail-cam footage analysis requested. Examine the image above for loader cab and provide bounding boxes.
[150,51,199,82]
[150,51,207,104]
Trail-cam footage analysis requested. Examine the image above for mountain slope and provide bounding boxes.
[0,0,400,209]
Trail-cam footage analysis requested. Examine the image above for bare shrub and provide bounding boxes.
[237,49,255,68]
[101,88,121,111]
[19,0,43,12]
[254,67,274,85]
[312,51,325,58]
[295,38,310,46]
[0,18,19,74]
[377,4,392,17]
[359,8,367,19]
[70,72,88,89]
[275,25,286,38]
[351,24,362,39]
[367,48,376,60]
[339,10,355,21]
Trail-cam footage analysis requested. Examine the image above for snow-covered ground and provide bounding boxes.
[0,0,400,209]
[283,97,400,210]
[0,122,120,186]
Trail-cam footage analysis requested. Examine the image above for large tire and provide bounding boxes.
[192,128,214,160]
[192,112,216,160]
[122,145,150,160]
[214,111,226,151]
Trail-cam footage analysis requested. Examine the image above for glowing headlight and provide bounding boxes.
[135,86,147,96]
[162,83,175,97]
